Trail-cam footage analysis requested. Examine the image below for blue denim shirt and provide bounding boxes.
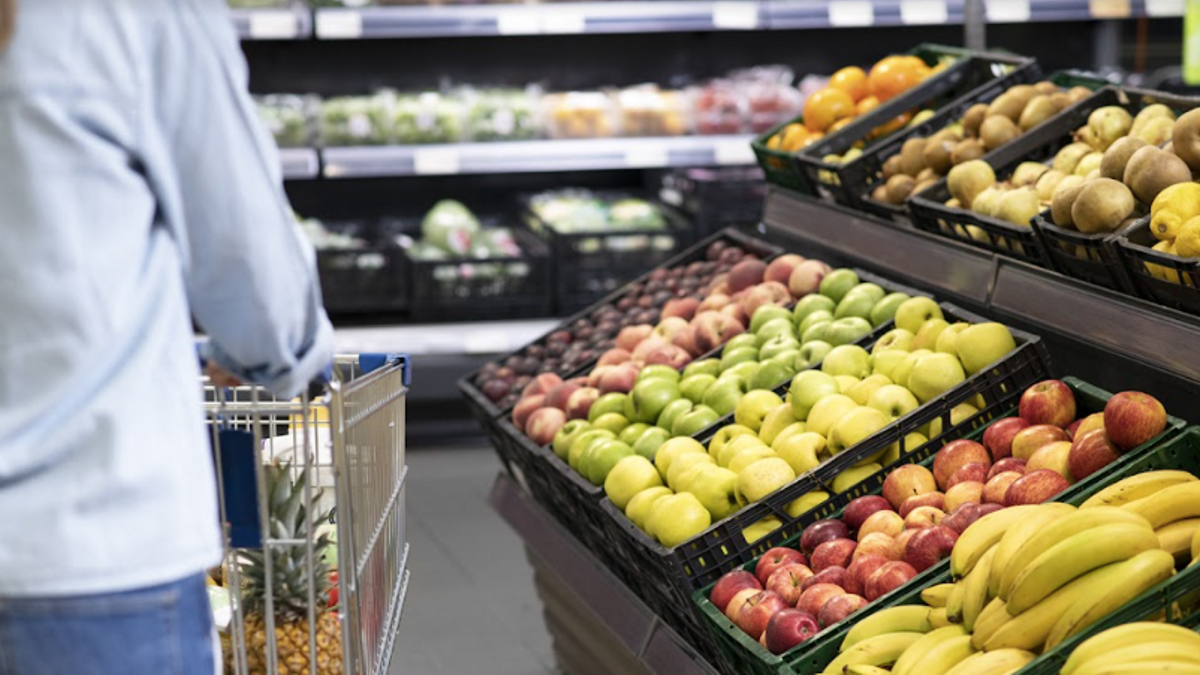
[0,0,333,595]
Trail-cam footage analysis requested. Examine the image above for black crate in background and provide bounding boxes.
[658,167,767,239]
[1116,218,1200,316]
[1030,209,1138,292]
[314,220,409,316]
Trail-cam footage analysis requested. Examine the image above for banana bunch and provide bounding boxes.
[1084,469,1200,568]
[1058,621,1200,675]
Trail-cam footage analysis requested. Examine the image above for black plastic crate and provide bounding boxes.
[796,53,1039,208]
[658,167,767,239]
[314,221,409,316]
[1116,218,1200,316]
[909,85,1200,267]
[596,303,1051,656]
[1031,208,1138,292]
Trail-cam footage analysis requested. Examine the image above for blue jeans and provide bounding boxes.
[0,574,215,675]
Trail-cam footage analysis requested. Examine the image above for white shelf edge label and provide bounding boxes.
[712,2,760,29]
[1145,0,1184,16]
[316,10,363,39]
[714,140,755,165]
[497,10,542,34]
[542,13,586,33]
[248,11,300,39]
[624,145,669,168]
[900,0,948,24]
[985,0,1031,23]
[828,1,875,26]
[1089,0,1132,17]
[413,148,461,175]
[464,333,511,354]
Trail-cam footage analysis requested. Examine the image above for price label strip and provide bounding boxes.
[497,10,542,35]
[985,0,1031,23]
[316,10,363,39]
[828,1,875,27]
[413,148,461,175]
[248,11,301,39]
[714,139,756,165]
[1089,0,1131,18]
[624,145,670,168]
[712,2,760,29]
[900,0,948,24]
[1145,0,1185,16]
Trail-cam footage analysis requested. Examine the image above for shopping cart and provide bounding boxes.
[206,354,410,675]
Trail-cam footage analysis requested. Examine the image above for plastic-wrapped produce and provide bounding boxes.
[464,88,541,142]
[392,92,465,144]
[319,93,393,146]
[256,94,315,148]
[690,79,745,135]
[543,92,618,139]
[615,85,689,137]
[420,200,481,256]
[730,64,805,133]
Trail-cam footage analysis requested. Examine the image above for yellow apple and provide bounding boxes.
[867,384,921,420]
[667,452,717,491]
[785,490,831,518]
[955,322,1017,375]
[736,457,797,504]
[890,349,933,389]
[907,352,967,403]
[605,455,664,510]
[832,462,882,493]
[894,296,944,334]
[775,431,826,475]
[829,406,890,454]
[728,446,778,474]
[654,437,707,480]
[934,322,970,355]
[870,349,911,380]
[707,424,757,460]
[806,394,859,438]
[646,493,712,547]
[687,466,741,520]
[735,389,786,432]
[718,433,767,468]
[625,486,673,531]
[845,374,893,406]
[912,318,951,351]
[742,516,783,544]
[834,375,862,393]
[757,403,798,445]
[769,422,809,451]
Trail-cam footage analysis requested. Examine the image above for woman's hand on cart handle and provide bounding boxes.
[205,361,242,388]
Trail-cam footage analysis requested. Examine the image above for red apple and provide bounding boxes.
[904,506,947,530]
[737,590,790,640]
[788,259,833,298]
[904,525,959,572]
[651,316,690,343]
[565,387,600,420]
[975,503,1003,518]
[671,325,701,357]
[799,519,851,555]
[882,465,938,510]
[987,457,1027,479]
[597,363,639,395]
[740,282,791,319]
[854,532,901,562]
[895,528,918,553]
[766,563,815,606]
[720,302,750,328]
[729,259,768,293]
[1019,380,1077,428]
[944,481,984,513]
[725,588,763,622]
[512,394,546,432]
[616,324,654,352]
[947,462,989,488]
[941,503,982,534]
[756,547,808,586]
[526,407,567,446]
[1011,425,1071,460]
[765,254,805,286]
[845,554,891,596]
[811,539,857,572]
[865,561,918,600]
[522,373,563,398]
[819,593,867,628]
[643,343,692,370]
[857,510,905,540]
[1066,419,1084,439]
[1068,429,1122,480]
[597,348,632,367]
[544,381,582,411]
[764,608,821,655]
[586,365,612,389]
[796,584,846,618]
[711,570,762,615]
[630,336,669,365]
[843,495,893,532]
[1073,412,1106,442]
[1027,441,1074,482]
[692,312,746,354]
[1005,469,1070,505]
[982,417,1031,460]
[800,566,847,592]
[1104,392,1168,451]
[662,297,701,321]
[697,293,732,314]
[982,471,1022,504]
[899,492,945,519]
[933,440,991,490]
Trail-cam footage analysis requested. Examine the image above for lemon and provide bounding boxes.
[1149,183,1200,241]
[1174,216,1200,258]
[1147,240,1182,284]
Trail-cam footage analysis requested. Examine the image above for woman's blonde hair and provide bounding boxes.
[0,0,14,51]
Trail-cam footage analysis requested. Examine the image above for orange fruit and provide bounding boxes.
[829,66,869,102]
[870,111,914,139]
[827,117,856,135]
[856,95,880,116]
[767,133,783,150]
[799,132,824,149]
[868,55,931,102]
[781,124,811,152]
[803,88,856,133]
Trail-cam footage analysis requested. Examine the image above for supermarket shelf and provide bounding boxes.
[490,473,720,675]
[764,0,1183,29]
[229,7,313,39]
[320,135,757,178]
[279,147,321,179]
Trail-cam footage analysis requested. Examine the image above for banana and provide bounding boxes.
[1063,622,1200,675]
[1076,642,1200,671]
[944,577,968,624]
[944,648,1035,675]
[921,583,955,608]
[918,634,975,675]
[989,502,1077,597]
[1157,517,1200,564]
[891,625,968,675]
[971,597,1013,650]
[840,605,932,651]
[960,545,995,632]
[1192,520,1200,562]
[1123,481,1200,529]
[1044,548,1177,650]
[843,666,892,675]
[1081,470,1198,509]
[1073,661,1200,675]
[997,506,1151,600]
[949,505,1040,578]
[1005,522,1160,615]
[928,606,952,628]
[985,561,1127,652]
[822,632,923,675]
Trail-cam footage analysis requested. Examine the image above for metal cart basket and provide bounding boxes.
[206,354,410,675]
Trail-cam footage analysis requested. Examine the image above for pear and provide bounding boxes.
[962,103,990,138]
[913,178,938,198]
[1050,175,1088,228]
[1067,86,1093,104]
[871,183,891,204]
[971,186,1004,217]
[882,154,903,179]
[1019,95,1060,131]
[1134,117,1175,145]
[899,137,928,177]
[1171,108,1200,172]
[1011,161,1049,188]
[1130,103,1176,137]
[1035,169,1068,201]
[947,159,996,209]
[1052,142,1094,174]
[1049,92,1073,111]
[1073,152,1103,177]
[1034,81,1060,95]
[980,115,1020,150]
[1124,145,1193,204]
[994,188,1040,226]
[916,167,939,183]
[1071,178,1135,234]
[885,174,917,203]
[1099,136,1148,180]
[1086,106,1133,151]
[951,138,985,165]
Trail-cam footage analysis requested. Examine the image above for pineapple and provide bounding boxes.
[225,460,343,675]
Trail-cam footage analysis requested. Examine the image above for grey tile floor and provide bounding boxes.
[388,441,558,675]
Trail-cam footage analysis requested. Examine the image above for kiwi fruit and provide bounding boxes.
[1099,136,1148,180]
[899,137,928,177]
[1124,145,1193,204]
[1018,95,1060,132]
[886,174,917,203]
[1011,161,1050,188]
[1171,108,1200,172]
[951,138,985,165]
[1035,170,1068,201]
[1071,178,1136,234]
[882,154,903,180]
[1050,176,1089,228]
[962,104,990,138]
[980,115,1020,151]
[986,92,1027,123]
[995,188,1041,226]
[921,135,956,175]
[947,159,997,208]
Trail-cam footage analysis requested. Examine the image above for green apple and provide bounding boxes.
[793,294,836,325]
[728,446,778,475]
[666,452,717,491]
[618,422,651,446]
[604,455,663,510]
[750,360,794,392]
[806,394,858,437]
[821,345,871,378]
[890,349,933,389]
[672,405,721,438]
[584,438,634,485]
[569,429,616,471]
[736,457,797,504]
[818,269,861,303]
[844,282,886,303]
[934,322,970,355]
[723,361,761,389]
[591,412,630,435]
[833,293,876,321]
[907,352,967,403]
[911,318,950,351]
[750,305,792,334]
[683,358,721,379]
[638,364,682,384]
[825,317,873,347]
[718,433,767,468]
[673,462,720,496]
[834,375,861,393]
[799,310,834,336]
[723,334,759,354]
[770,349,801,367]
[774,431,825,475]
[871,328,915,354]
[625,378,682,424]
[655,398,694,432]
[703,378,745,417]
[625,486,673,531]
[679,373,717,404]
[646,493,712,547]
[870,349,910,380]
[795,340,833,371]
[757,403,797,445]
[632,426,671,461]
[719,346,759,373]
[869,292,911,327]
[755,318,797,346]
[589,393,628,422]
[955,322,1016,374]
[867,384,921,420]
[770,422,808,451]
[801,320,832,344]
[828,406,890,454]
[894,296,943,334]
[844,373,893,406]
[654,437,708,480]
[759,334,801,361]
[734,390,785,432]
[687,467,741,520]
[706,424,756,459]
[552,419,592,460]
[789,370,840,420]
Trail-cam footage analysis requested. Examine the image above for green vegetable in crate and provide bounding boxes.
[421,200,481,256]
[392,93,464,145]
[609,199,666,229]
[319,94,392,146]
